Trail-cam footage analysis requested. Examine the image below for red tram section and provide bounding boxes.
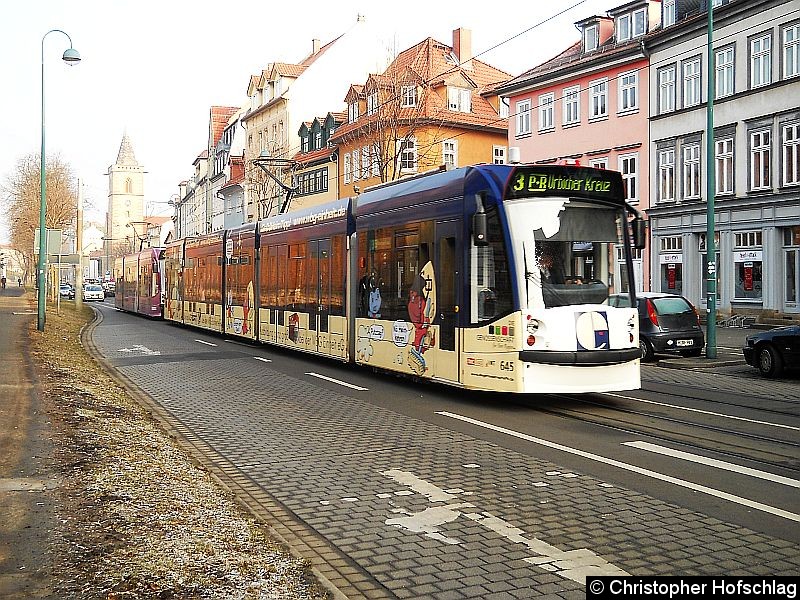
[114,247,165,318]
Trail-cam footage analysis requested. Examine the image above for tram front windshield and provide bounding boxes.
[505,198,625,309]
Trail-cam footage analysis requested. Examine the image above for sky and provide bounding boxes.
[0,0,614,244]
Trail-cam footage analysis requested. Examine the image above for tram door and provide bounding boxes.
[310,239,331,355]
[435,220,461,382]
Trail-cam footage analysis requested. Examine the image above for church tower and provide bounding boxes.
[106,133,144,256]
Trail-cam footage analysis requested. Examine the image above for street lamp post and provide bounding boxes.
[38,29,80,331]
[705,4,717,358]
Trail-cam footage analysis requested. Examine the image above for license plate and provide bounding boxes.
[676,339,693,347]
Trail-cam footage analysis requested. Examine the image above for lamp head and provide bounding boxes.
[62,47,81,65]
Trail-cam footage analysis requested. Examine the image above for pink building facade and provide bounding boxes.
[497,1,661,293]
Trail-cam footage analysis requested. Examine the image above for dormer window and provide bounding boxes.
[617,8,646,42]
[584,24,599,52]
[302,136,309,153]
[617,14,631,42]
[315,130,322,150]
[401,85,417,108]
[663,0,676,27]
[447,87,471,113]
[367,91,379,115]
[348,102,359,123]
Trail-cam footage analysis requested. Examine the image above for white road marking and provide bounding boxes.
[117,344,161,356]
[381,468,627,583]
[12,311,37,315]
[253,357,272,363]
[194,339,217,347]
[305,372,368,391]
[623,441,800,488]
[437,411,800,523]
[603,393,800,432]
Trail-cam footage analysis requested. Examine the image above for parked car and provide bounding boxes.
[82,283,105,302]
[743,325,800,378]
[59,283,75,300]
[608,292,705,362]
[103,281,116,297]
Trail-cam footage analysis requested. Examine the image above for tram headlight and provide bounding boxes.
[526,317,540,335]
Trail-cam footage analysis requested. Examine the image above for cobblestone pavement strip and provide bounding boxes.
[89,312,800,599]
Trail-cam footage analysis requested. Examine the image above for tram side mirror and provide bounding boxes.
[472,211,488,247]
[632,218,646,249]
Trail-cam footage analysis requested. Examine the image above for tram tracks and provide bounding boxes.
[525,392,800,473]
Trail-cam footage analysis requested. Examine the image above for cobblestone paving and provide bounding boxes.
[103,351,800,599]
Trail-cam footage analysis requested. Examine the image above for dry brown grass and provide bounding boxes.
[30,301,328,599]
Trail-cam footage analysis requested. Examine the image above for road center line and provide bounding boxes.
[254,357,272,363]
[623,441,800,488]
[306,372,368,391]
[603,393,800,432]
[194,339,217,347]
[437,411,800,523]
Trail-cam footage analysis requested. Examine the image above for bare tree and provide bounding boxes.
[2,152,78,273]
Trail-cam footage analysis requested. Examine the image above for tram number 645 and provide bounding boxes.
[500,361,515,372]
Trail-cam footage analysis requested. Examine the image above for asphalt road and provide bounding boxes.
[87,299,800,599]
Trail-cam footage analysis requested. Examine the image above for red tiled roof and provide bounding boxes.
[209,106,239,147]
[292,146,336,165]
[331,35,510,142]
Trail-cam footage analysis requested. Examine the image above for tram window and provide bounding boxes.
[472,205,512,323]
[331,236,345,317]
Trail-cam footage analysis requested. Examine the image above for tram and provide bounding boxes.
[114,247,165,318]
[132,163,646,393]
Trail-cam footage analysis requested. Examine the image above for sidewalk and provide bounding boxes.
[0,288,57,598]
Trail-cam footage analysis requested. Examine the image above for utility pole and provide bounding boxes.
[705,1,717,358]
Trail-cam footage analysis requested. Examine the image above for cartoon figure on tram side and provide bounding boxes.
[406,261,436,375]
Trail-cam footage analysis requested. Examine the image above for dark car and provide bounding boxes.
[743,325,800,378]
[608,292,705,362]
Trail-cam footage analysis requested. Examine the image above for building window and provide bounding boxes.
[401,85,417,107]
[683,58,701,107]
[715,46,735,98]
[348,102,359,123]
[516,99,531,136]
[619,153,638,203]
[352,149,360,180]
[448,87,471,113]
[683,143,701,200]
[658,66,676,114]
[398,137,417,172]
[499,97,510,118]
[367,92,378,116]
[617,14,631,42]
[716,137,734,195]
[301,135,309,153]
[750,129,771,190]
[660,236,682,252]
[493,146,506,164]
[750,33,772,88]
[362,145,370,179]
[443,140,457,167]
[663,0,675,27]
[563,85,580,125]
[371,143,381,177]
[315,131,322,150]
[784,23,800,79]
[589,157,608,170]
[658,149,675,203]
[633,8,646,37]
[783,123,800,186]
[584,24,598,52]
[589,78,608,119]
[344,153,351,184]
[538,93,554,131]
[618,70,638,112]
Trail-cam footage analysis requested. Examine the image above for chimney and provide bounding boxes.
[453,28,472,69]
[312,38,321,55]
